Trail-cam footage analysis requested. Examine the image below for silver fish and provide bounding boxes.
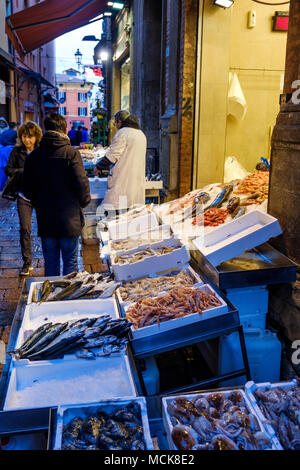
[76,349,96,360]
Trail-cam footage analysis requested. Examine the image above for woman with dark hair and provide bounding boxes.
[22,113,91,277]
[94,110,147,212]
[5,121,43,276]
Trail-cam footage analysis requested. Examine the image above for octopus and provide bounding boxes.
[253,381,300,450]
[168,391,272,451]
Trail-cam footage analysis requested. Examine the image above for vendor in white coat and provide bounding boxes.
[94,110,147,214]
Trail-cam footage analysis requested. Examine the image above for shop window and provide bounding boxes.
[78,92,88,102]
[78,107,87,116]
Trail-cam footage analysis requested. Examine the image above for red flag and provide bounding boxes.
[93,67,103,77]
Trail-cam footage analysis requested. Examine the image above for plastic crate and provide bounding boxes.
[224,286,269,330]
[219,328,282,387]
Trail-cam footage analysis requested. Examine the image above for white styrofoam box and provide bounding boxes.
[145,180,163,190]
[100,224,174,260]
[111,241,190,282]
[53,397,153,450]
[244,379,299,450]
[27,281,118,306]
[224,286,269,329]
[162,390,276,451]
[97,226,110,245]
[193,210,282,267]
[124,284,228,341]
[15,298,120,351]
[88,177,107,199]
[116,265,204,308]
[107,224,174,256]
[108,211,159,241]
[4,355,136,411]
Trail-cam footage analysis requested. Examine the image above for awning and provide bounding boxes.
[6,0,106,57]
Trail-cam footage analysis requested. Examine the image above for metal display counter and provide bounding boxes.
[190,242,297,290]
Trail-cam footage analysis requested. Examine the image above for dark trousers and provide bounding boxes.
[17,196,33,265]
[41,237,79,277]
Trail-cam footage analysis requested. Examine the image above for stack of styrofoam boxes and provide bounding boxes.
[218,286,282,386]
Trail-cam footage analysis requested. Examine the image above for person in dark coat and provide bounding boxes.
[0,122,17,146]
[22,113,91,277]
[5,121,43,276]
[75,126,82,146]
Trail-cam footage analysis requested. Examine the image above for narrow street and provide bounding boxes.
[0,197,107,378]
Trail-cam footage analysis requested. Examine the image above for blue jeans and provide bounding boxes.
[41,237,79,277]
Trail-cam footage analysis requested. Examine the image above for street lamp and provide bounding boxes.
[74,48,82,71]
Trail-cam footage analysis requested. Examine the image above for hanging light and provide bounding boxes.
[74,48,82,70]
[214,0,234,8]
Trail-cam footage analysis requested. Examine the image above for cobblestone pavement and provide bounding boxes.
[0,197,107,378]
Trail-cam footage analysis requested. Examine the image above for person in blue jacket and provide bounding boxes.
[67,124,78,146]
[0,122,17,146]
[0,129,17,190]
[82,127,89,143]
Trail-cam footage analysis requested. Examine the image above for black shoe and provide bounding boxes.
[20,263,33,276]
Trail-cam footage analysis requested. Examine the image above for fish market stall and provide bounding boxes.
[0,274,299,451]
[0,168,298,451]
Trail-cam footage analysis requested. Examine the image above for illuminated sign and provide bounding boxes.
[273,11,289,32]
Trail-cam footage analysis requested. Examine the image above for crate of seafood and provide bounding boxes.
[100,224,174,261]
[244,379,300,450]
[52,397,153,450]
[11,304,128,364]
[107,205,159,241]
[111,239,190,282]
[162,389,276,451]
[193,210,282,267]
[116,265,203,307]
[4,354,137,411]
[27,271,118,305]
[123,284,228,341]
[107,224,174,256]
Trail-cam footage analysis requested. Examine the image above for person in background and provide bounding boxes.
[22,113,91,277]
[0,122,17,146]
[75,125,83,146]
[94,110,147,214]
[82,127,89,143]
[0,129,17,190]
[0,117,9,136]
[90,122,98,145]
[5,121,42,276]
[67,124,77,146]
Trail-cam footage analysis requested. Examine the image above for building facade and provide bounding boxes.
[1,0,58,127]
[56,69,94,132]
[0,0,16,123]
